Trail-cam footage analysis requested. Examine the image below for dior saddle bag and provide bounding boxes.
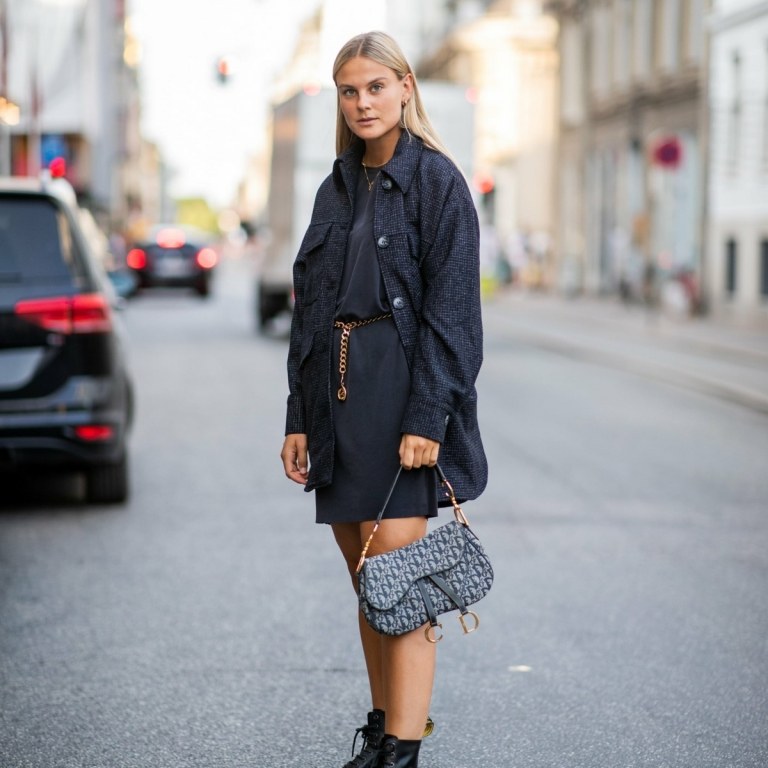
[356,464,494,643]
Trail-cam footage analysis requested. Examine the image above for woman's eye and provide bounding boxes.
[370,83,383,93]
[341,88,356,98]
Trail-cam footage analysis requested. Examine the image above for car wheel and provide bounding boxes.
[86,454,129,504]
[195,280,210,298]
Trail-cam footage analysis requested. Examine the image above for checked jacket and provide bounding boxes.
[285,131,487,503]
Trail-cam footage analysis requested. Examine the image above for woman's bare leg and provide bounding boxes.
[333,518,436,739]
[333,523,386,709]
[381,627,436,739]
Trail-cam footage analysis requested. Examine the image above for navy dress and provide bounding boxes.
[315,168,438,524]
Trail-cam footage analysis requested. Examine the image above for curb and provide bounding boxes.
[483,298,768,416]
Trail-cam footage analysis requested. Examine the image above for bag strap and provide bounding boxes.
[434,464,470,526]
[355,462,470,573]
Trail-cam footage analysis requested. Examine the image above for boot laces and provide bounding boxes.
[379,739,397,768]
[343,724,381,768]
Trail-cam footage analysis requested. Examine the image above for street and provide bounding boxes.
[1,255,767,768]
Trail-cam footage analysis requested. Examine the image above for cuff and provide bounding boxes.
[400,397,451,443]
[285,394,306,435]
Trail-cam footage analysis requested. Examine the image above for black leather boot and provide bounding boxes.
[378,735,421,768]
[343,709,385,768]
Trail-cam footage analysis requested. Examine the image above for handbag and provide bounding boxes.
[356,464,494,643]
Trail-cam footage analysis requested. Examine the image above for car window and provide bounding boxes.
[0,196,83,283]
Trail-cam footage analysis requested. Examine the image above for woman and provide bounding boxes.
[280,31,487,768]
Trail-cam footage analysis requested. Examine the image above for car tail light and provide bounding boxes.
[74,425,115,441]
[126,248,147,269]
[196,247,218,269]
[14,294,113,334]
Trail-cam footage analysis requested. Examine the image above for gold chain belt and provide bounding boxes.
[333,313,393,401]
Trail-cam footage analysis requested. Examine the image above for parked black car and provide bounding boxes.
[0,174,134,503]
[126,225,218,297]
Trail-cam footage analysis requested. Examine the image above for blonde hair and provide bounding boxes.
[332,31,452,160]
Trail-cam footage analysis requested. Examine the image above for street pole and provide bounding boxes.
[0,98,20,175]
[0,119,6,175]
[697,0,712,316]
[0,0,9,175]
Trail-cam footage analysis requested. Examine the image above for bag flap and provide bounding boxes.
[359,522,468,611]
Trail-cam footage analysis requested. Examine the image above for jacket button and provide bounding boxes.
[381,178,392,190]
[377,236,389,248]
[392,297,404,309]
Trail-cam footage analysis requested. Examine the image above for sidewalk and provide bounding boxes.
[482,289,768,415]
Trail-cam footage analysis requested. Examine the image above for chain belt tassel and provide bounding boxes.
[334,313,392,401]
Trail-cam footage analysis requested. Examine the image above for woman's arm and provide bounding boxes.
[400,165,482,444]
[285,253,307,437]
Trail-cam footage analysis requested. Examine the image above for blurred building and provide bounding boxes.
[0,0,160,229]
[417,0,558,289]
[270,0,388,102]
[235,0,388,223]
[707,0,768,321]
[548,0,708,309]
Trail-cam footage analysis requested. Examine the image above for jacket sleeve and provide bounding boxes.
[400,167,482,443]
[285,174,337,435]
[285,249,307,435]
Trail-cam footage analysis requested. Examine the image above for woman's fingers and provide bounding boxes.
[281,433,309,484]
[399,434,440,469]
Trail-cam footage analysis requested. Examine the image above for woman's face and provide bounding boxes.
[336,56,412,151]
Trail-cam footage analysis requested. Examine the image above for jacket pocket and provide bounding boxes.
[300,222,332,311]
[299,221,332,254]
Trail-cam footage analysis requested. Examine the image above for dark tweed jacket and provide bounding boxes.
[285,131,487,503]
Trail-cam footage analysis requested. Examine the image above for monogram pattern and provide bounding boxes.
[358,522,494,636]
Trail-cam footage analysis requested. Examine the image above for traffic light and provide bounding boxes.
[215,56,232,84]
[473,171,495,216]
[473,172,495,196]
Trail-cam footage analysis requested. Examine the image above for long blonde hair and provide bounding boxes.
[332,31,452,159]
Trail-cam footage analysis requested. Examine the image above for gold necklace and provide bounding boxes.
[362,163,381,192]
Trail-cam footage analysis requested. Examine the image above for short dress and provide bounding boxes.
[314,168,438,525]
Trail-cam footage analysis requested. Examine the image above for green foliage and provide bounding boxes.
[174,198,219,234]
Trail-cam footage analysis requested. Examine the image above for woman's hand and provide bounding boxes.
[399,433,440,470]
[281,433,309,484]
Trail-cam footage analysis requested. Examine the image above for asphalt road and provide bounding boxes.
[1,256,767,768]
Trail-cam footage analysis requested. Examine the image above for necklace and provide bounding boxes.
[362,163,381,192]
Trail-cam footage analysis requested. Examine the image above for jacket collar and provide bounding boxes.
[334,130,423,196]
